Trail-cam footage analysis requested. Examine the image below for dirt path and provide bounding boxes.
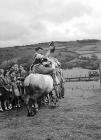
[0,81,101,140]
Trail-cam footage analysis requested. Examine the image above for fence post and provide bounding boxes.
[99,62,101,85]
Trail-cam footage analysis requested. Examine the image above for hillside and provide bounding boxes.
[0,39,100,69]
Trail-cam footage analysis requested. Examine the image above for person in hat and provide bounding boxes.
[30,42,57,83]
[19,65,27,78]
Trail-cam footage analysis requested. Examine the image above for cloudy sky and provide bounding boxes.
[0,0,101,47]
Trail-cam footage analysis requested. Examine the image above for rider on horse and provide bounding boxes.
[30,42,57,84]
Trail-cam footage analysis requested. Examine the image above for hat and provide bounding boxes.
[48,41,55,53]
[35,53,44,59]
[33,53,46,64]
[35,47,43,52]
[49,41,54,46]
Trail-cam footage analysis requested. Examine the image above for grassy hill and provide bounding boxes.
[0,39,100,70]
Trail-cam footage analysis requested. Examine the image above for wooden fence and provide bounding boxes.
[64,75,99,82]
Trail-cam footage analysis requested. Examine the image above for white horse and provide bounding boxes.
[24,73,55,116]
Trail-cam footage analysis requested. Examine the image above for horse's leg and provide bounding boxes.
[26,99,37,117]
[38,94,47,107]
[24,96,33,116]
[26,103,32,117]
[37,97,42,108]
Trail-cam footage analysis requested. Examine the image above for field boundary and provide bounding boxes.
[64,76,99,82]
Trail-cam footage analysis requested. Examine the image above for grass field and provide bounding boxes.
[0,72,101,140]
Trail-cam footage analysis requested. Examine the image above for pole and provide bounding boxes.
[99,62,101,85]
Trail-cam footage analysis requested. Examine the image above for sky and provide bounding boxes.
[0,0,101,47]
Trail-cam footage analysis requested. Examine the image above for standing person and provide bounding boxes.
[19,65,27,78]
[9,64,19,82]
[4,70,12,87]
[18,65,27,94]
[0,69,7,86]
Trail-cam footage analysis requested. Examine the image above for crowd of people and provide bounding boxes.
[0,42,64,112]
[0,64,27,88]
[0,64,27,111]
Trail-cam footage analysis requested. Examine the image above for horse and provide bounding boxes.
[23,73,56,116]
[23,70,64,116]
